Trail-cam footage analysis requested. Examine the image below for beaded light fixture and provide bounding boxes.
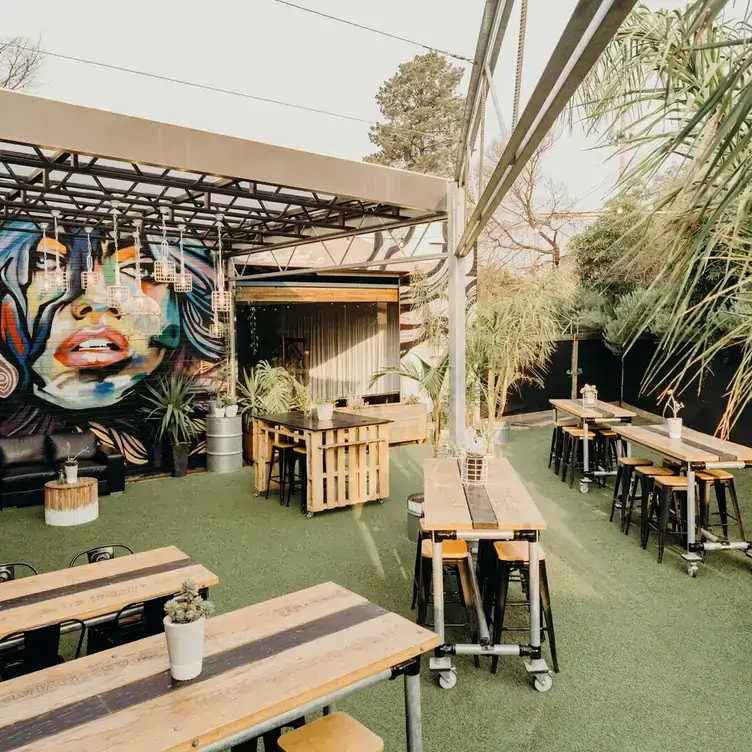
[127,219,163,335]
[153,207,176,283]
[38,222,53,296]
[211,216,231,313]
[80,226,100,290]
[50,210,69,293]
[209,315,225,339]
[105,204,130,310]
[173,223,193,293]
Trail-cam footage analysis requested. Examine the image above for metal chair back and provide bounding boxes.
[0,562,38,582]
[68,544,134,568]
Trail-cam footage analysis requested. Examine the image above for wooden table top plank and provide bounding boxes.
[484,458,547,532]
[421,458,473,531]
[256,412,391,431]
[0,583,438,752]
[549,398,636,420]
[0,548,218,640]
[613,424,752,463]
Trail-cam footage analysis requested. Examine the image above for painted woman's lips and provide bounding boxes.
[55,327,130,368]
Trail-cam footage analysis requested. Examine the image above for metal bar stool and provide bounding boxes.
[277,712,383,752]
[696,469,746,540]
[265,442,295,501]
[644,475,689,563]
[560,426,597,488]
[610,458,653,524]
[548,420,575,474]
[624,465,676,536]
[286,445,308,513]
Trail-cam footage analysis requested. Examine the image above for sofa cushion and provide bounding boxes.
[0,464,57,492]
[0,435,47,468]
[54,459,108,481]
[46,432,98,464]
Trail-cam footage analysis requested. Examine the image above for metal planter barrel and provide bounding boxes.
[206,416,243,473]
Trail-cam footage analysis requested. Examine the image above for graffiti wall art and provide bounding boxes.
[0,220,222,467]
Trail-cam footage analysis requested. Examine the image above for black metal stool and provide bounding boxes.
[624,465,676,536]
[610,457,653,524]
[487,541,558,674]
[696,469,745,540]
[644,475,688,562]
[265,442,295,501]
[560,426,598,488]
[286,445,308,513]
[548,420,575,474]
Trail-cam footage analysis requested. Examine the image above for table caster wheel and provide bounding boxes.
[378,497,386,505]
[687,563,699,577]
[579,481,589,494]
[254,492,261,498]
[306,511,314,519]
[438,670,457,690]
[533,672,553,692]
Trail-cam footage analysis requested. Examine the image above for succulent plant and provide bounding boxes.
[164,578,215,624]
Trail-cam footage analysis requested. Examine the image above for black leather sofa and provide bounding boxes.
[0,431,125,510]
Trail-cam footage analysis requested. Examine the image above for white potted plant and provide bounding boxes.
[316,400,334,421]
[163,578,215,681]
[662,389,684,439]
[63,441,84,484]
[223,394,238,418]
[580,384,598,408]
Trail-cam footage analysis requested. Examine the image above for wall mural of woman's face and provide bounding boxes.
[25,235,180,409]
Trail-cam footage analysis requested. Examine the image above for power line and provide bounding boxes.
[275,0,475,63]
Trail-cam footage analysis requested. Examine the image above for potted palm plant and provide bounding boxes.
[163,578,215,681]
[142,374,202,477]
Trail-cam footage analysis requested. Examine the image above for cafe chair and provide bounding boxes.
[623,465,676,536]
[69,543,134,567]
[611,458,653,524]
[277,712,383,752]
[696,469,746,541]
[487,541,559,675]
[232,717,306,751]
[0,561,38,582]
[0,618,86,681]
[87,595,172,655]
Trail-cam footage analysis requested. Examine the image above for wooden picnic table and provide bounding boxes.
[0,546,218,640]
[613,423,752,575]
[0,582,438,752]
[253,411,391,516]
[422,457,551,691]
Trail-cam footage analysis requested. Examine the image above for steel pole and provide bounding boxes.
[447,183,467,441]
[404,663,423,752]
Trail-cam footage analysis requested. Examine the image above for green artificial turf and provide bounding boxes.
[3,426,752,751]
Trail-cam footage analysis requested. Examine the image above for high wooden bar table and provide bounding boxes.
[0,582,438,752]
[0,546,218,640]
[613,423,752,576]
[253,411,391,516]
[550,399,636,492]
[422,457,551,691]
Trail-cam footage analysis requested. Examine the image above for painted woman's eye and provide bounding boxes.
[118,259,139,280]
[34,250,66,272]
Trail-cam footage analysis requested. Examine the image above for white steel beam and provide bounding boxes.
[447,183,467,440]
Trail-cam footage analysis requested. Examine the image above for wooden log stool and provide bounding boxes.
[644,475,689,563]
[610,458,653,525]
[487,541,558,675]
[695,469,745,541]
[413,531,473,629]
[44,477,98,527]
[624,465,676,536]
[277,712,383,752]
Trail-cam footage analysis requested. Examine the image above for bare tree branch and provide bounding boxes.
[0,37,42,91]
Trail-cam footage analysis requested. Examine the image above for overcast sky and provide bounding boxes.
[4,0,694,210]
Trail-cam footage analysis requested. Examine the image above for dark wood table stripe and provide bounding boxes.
[644,426,737,461]
[457,461,498,529]
[0,558,194,612]
[0,601,386,752]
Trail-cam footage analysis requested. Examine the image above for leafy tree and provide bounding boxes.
[365,52,464,177]
[0,37,41,90]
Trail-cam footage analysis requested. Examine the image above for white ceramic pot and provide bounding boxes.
[214,406,226,418]
[164,616,205,681]
[64,463,78,485]
[666,417,682,439]
[316,403,334,421]
[225,404,238,418]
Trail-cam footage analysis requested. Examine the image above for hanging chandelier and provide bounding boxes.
[50,210,69,293]
[80,226,100,290]
[209,315,225,339]
[153,206,176,283]
[211,216,231,313]
[173,223,193,293]
[38,222,53,296]
[128,219,161,319]
[105,204,130,310]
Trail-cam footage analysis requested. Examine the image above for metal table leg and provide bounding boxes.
[524,536,552,691]
[579,421,591,493]
[404,660,423,752]
[682,464,702,577]
[429,535,454,683]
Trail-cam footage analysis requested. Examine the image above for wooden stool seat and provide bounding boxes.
[562,426,584,437]
[278,712,383,752]
[697,469,733,481]
[292,446,306,454]
[618,457,653,467]
[421,539,469,559]
[493,541,545,562]
[272,441,294,450]
[653,476,688,489]
[635,466,675,478]
[597,430,617,437]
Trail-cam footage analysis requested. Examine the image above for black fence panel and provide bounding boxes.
[578,339,622,403]
[506,340,573,415]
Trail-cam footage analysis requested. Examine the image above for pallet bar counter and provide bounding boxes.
[253,412,391,517]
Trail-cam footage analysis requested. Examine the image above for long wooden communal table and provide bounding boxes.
[550,398,636,492]
[422,457,551,691]
[253,411,391,516]
[613,423,752,576]
[0,546,218,640]
[0,582,438,752]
